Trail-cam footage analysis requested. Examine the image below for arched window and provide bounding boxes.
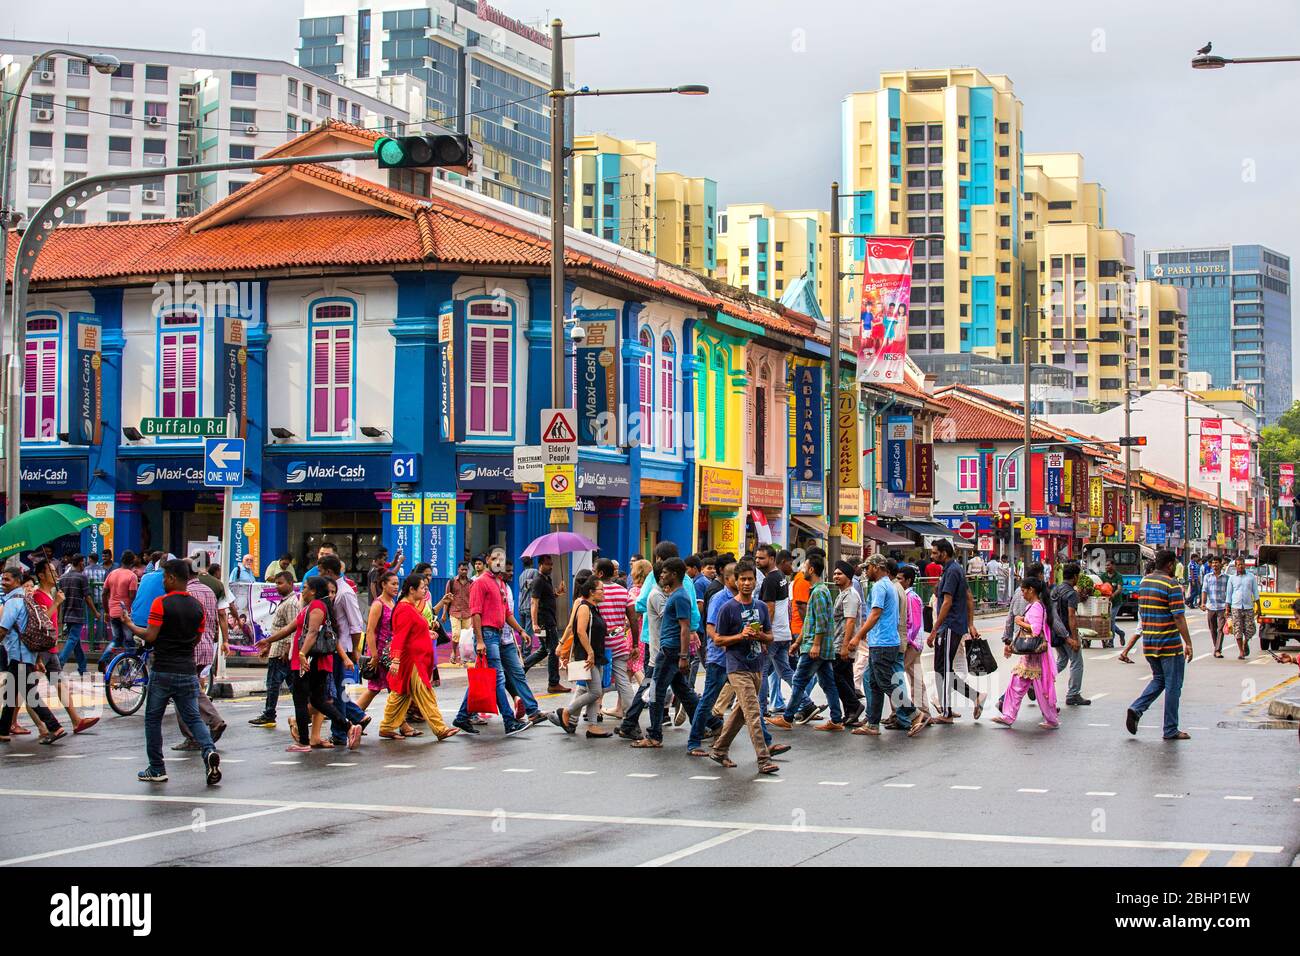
[659,333,676,452]
[638,327,654,450]
[23,312,60,442]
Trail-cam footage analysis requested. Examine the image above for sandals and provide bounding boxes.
[379,731,405,739]
[310,740,335,749]
[687,748,711,757]
[585,730,613,739]
[630,738,662,748]
[436,727,461,741]
[851,725,881,736]
[973,696,986,720]
[757,763,779,775]
[402,728,424,737]
[707,752,736,768]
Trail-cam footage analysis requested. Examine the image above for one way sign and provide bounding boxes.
[203,437,245,488]
[541,407,578,465]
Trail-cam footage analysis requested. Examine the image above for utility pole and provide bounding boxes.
[547,18,573,613]
[1183,391,1191,567]
[828,181,841,567]
[1123,332,1133,526]
[1020,328,1032,573]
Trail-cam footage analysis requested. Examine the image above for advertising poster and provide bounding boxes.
[1229,434,1250,491]
[69,313,102,446]
[837,387,859,498]
[1279,463,1295,509]
[886,415,912,493]
[423,492,458,579]
[856,238,914,384]
[792,366,823,481]
[1199,418,1222,480]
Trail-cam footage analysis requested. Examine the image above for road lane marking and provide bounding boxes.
[689,775,720,781]
[1190,653,1213,663]
[1018,788,1049,794]
[637,828,755,868]
[327,763,356,767]
[819,781,849,787]
[883,783,915,788]
[502,768,534,773]
[269,760,299,765]
[108,756,133,761]
[1086,791,1117,797]
[0,789,1283,856]
[951,785,981,791]
[1224,795,1253,801]
[1,754,33,758]
[54,754,85,759]
[1095,651,1122,661]
[0,805,299,866]
[1225,851,1252,867]
[754,777,783,784]
[563,770,597,775]
[1154,793,1185,799]
[627,773,658,779]
[1087,723,1110,728]
[442,766,475,771]
[383,764,415,769]
[1180,850,1209,867]
[1089,693,1110,701]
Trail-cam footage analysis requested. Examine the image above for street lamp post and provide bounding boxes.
[1192,52,1300,69]
[545,18,705,584]
[1,49,119,514]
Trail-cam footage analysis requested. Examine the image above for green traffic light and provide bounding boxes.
[376,137,406,166]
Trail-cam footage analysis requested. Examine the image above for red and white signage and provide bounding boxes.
[956,520,977,541]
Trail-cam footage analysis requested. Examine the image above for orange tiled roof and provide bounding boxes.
[1096,465,1245,513]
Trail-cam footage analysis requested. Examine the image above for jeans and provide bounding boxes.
[456,628,524,730]
[499,639,539,716]
[108,616,132,654]
[58,621,88,673]
[145,669,214,771]
[1109,603,1125,641]
[178,664,225,741]
[1055,642,1085,701]
[687,661,729,750]
[330,653,369,743]
[522,624,561,686]
[1,659,61,734]
[763,641,794,709]
[644,648,698,742]
[1130,653,1185,738]
[264,656,293,717]
[783,653,842,724]
[865,645,915,728]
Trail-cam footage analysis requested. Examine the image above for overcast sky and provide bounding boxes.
[7,0,1299,382]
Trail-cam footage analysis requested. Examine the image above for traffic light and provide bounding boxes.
[374,133,473,171]
[1117,436,1147,447]
[995,513,1010,532]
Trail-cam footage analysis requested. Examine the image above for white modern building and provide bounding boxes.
[1,39,411,223]
[297,0,570,215]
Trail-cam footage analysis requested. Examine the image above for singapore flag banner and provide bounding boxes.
[856,238,915,383]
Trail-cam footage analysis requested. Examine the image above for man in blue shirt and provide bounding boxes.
[632,558,700,748]
[687,562,737,755]
[708,560,778,774]
[1225,556,1260,659]
[0,567,64,744]
[859,554,928,737]
[1199,555,1228,657]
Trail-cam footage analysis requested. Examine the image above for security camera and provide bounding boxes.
[569,325,587,343]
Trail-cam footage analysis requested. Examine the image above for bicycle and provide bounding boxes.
[103,639,152,717]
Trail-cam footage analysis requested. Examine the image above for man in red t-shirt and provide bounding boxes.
[452,548,531,738]
[103,550,140,654]
[32,559,98,736]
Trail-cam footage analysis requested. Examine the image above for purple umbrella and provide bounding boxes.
[520,531,598,559]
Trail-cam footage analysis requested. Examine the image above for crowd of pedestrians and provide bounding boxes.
[0,532,1290,785]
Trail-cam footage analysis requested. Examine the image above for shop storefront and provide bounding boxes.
[117,452,221,558]
[746,476,785,554]
[455,452,525,564]
[576,458,634,564]
[263,451,391,578]
[638,473,685,557]
[16,454,94,554]
[697,465,744,554]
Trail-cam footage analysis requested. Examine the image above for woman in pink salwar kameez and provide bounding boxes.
[994,579,1060,729]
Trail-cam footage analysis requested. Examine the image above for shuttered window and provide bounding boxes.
[23,323,58,442]
[638,327,654,449]
[466,301,512,438]
[659,333,675,452]
[308,302,354,438]
[159,312,201,422]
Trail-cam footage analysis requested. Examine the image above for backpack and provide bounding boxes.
[1047,584,1073,648]
[19,593,57,653]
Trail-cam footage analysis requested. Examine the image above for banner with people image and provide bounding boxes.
[856,238,914,384]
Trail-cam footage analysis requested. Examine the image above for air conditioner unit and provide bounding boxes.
[244,124,259,136]
[147,115,162,127]
[143,190,160,201]
[39,71,55,82]
[34,109,53,121]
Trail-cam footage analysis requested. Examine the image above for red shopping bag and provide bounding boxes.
[466,654,499,714]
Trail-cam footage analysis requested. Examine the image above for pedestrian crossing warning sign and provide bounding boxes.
[542,408,577,443]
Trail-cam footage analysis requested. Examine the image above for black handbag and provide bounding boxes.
[1011,627,1047,656]
[308,614,338,657]
[964,637,999,676]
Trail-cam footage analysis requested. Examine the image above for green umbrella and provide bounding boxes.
[0,504,95,563]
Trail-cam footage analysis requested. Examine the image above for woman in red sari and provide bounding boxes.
[379,574,459,741]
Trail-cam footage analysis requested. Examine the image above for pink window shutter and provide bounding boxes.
[491,327,509,433]
[312,331,330,434]
[161,337,177,418]
[333,329,352,433]
[40,342,56,438]
[468,328,487,433]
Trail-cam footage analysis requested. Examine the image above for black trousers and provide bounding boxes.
[291,668,351,745]
[932,627,980,716]
[0,660,60,733]
[522,625,561,686]
[832,657,862,717]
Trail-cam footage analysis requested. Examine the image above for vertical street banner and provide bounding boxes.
[792,366,823,482]
[229,491,261,577]
[438,302,457,442]
[1045,452,1064,505]
[84,494,114,557]
[1090,476,1104,517]
[1199,418,1222,480]
[219,315,248,439]
[1229,434,1250,492]
[1103,488,1119,528]
[914,442,934,498]
[391,494,423,565]
[836,387,859,500]
[886,415,912,493]
[423,492,458,579]
[575,308,619,446]
[69,313,102,446]
[1279,463,1295,508]
[856,238,914,384]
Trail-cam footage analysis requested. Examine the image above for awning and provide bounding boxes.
[790,514,830,539]
[894,520,956,539]
[859,522,913,548]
